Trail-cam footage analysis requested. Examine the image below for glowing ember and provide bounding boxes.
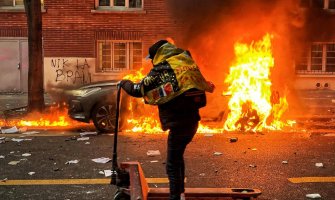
[223,34,294,131]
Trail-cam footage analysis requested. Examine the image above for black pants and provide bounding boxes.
[166,123,198,200]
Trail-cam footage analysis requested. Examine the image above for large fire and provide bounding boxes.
[0,104,88,130]
[0,34,294,134]
[223,34,294,131]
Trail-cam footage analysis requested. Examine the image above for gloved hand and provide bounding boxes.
[119,79,142,97]
[120,79,130,87]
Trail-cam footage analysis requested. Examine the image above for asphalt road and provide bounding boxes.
[0,129,334,200]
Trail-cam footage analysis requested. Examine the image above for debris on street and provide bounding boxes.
[199,173,205,176]
[8,160,21,165]
[150,160,159,163]
[1,126,19,134]
[306,193,321,199]
[91,157,111,164]
[11,138,32,142]
[77,137,90,141]
[282,161,288,164]
[80,131,98,137]
[85,142,90,145]
[103,170,112,177]
[22,131,39,135]
[315,163,324,168]
[1,178,8,182]
[0,155,5,159]
[249,164,257,168]
[22,153,31,157]
[214,152,223,156]
[28,172,35,176]
[65,160,79,164]
[147,150,161,156]
[230,137,238,142]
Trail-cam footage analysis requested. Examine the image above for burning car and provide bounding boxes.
[67,80,126,133]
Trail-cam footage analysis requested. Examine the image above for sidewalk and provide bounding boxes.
[0,93,54,112]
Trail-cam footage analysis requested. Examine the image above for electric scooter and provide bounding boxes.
[111,84,262,200]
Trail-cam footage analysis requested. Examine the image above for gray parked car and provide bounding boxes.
[67,80,127,133]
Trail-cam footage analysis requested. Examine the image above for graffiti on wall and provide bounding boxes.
[51,58,91,85]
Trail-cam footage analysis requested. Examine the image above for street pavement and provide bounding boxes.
[0,129,334,200]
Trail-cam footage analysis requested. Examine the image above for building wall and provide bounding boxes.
[0,0,180,92]
[293,4,335,90]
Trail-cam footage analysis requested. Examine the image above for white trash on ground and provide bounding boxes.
[22,131,39,135]
[103,170,112,177]
[11,138,32,142]
[80,132,98,137]
[28,172,35,176]
[306,193,321,199]
[22,153,31,157]
[315,163,324,168]
[1,126,19,134]
[147,150,161,156]
[213,152,223,156]
[91,157,111,164]
[8,161,21,165]
[77,137,90,141]
[65,160,79,164]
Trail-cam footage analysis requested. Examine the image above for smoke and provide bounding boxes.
[167,0,309,118]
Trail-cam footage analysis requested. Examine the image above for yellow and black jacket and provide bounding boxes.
[121,42,212,130]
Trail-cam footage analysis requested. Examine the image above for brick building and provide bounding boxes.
[0,0,180,92]
[294,0,335,90]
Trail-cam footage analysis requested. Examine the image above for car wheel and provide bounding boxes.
[92,102,117,133]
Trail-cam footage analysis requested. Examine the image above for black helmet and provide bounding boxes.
[147,40,168,59]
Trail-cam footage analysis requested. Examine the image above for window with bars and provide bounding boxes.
[98,0,142,8]
[326,44,335,72]
[0,0,23,7]
[295,50,309,71]
[97,41,142,72]
[296,43,335,74]
[311,44,323,71]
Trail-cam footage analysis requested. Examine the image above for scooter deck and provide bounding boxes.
[149,188,261,199]
[120,162,262,200]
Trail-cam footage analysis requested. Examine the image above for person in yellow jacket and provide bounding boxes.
[121,40,214,200]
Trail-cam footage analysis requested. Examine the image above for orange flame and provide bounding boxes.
[0,104,88,129]
[223,34,294,131]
